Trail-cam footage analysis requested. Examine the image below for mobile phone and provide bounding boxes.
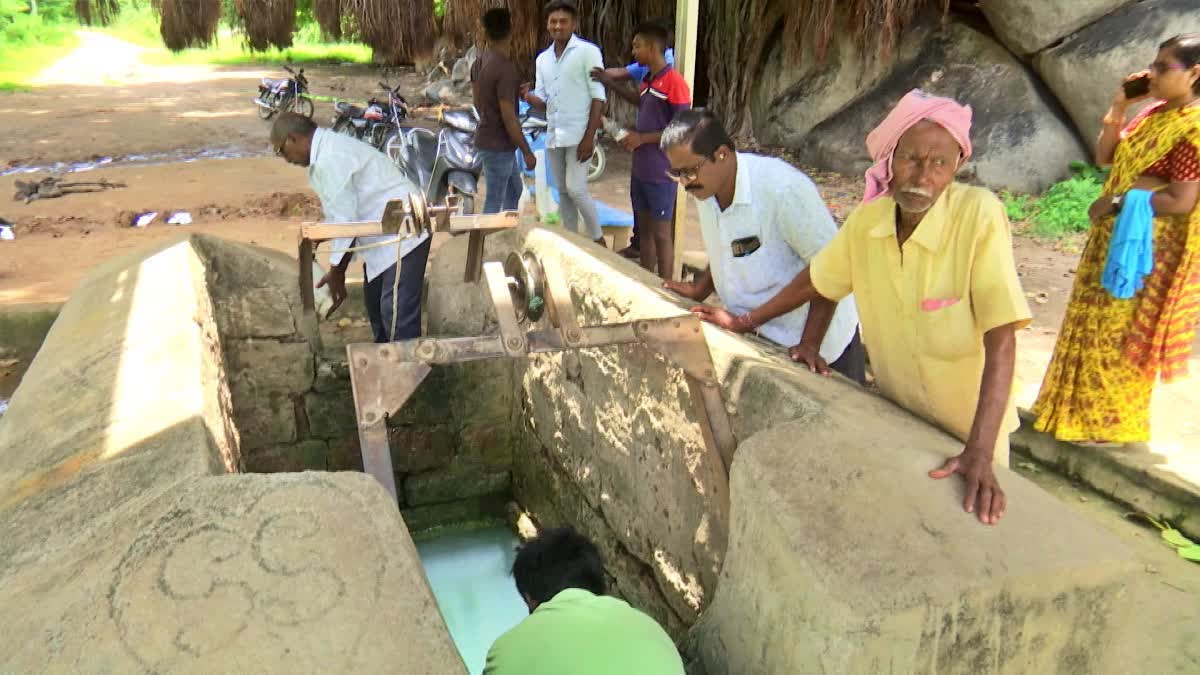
[1123,75,1151,99]
[731,236,761,258]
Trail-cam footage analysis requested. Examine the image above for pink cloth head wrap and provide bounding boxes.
[862,89,973,204]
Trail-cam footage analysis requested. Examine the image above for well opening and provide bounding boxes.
[213,227,725,667]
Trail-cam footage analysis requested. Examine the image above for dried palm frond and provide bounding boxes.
[347,0,436,65]
[158,0,222,51]
[233,0,297,51]
[577,0,674,66]
[313,0,345,41]
[704,0,945,131]
[75,0,120,26]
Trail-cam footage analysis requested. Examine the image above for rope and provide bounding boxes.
[323,232,425,342]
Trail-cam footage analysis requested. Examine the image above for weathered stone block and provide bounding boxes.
[686,419,1141,674]
[232,388,298,450]
[245,439,329,472]
[389,424,455,473]
[305,391,357,440]
[404,467,511,506]
[216,286,295,339]
[313,358,352,393]
[225,339,314,394]
[401,495,509,533]
[513,435,690,639]
[446,359,514,424]
[0,236,466,673]
[329,433,364,472]
[389,368,454,426]
[459,418,513,471]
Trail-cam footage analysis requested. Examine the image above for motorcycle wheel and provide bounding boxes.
[257,93,276,120]
[382,131,404,165]
[294,96,314,119]
[587,144,606,182]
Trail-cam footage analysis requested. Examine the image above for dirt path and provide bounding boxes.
[0,31,427,168]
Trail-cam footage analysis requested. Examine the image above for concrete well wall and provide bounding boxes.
[423,224,1147,672]
[194,235,514,532]
[0,235,464,673]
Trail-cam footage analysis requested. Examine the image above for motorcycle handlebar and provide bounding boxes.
[283,65,296,74]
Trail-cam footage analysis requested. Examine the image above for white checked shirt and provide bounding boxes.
[308,128,429,282]
[694,153,860,362]
[533,34,606,149]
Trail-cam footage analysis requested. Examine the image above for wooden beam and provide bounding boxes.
[671,0,701,281]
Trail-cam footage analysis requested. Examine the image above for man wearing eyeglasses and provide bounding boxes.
[659,108,865,383]
[271,112,431,343]
[665,93,1033,527]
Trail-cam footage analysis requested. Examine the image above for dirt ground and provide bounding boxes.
[0,33,1196,455]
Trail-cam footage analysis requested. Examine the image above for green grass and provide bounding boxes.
[0,31,80,90]
[103,4,372,67]
[140,41,373,67]
[1001,162,1109,240]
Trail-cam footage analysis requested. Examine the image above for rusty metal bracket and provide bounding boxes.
[343,249,738,508]
[297,193,519,310]
[347,344,432,502]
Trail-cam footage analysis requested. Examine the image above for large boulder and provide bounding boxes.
[978,0,1134,56]
[750,20,934,146]
[1034,0,1200,145]
[795,20,1088,194]
[686,419,1141,674]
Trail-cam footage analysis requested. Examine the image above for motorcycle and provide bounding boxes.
[387,107,482,214]
[517,101,606,182]
[331,82,410,150]
[254,65,313,120]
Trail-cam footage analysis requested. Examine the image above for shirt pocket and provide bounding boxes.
[726,241,790,295]
[918,296,977,360]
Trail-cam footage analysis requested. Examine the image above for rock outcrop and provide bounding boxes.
[1035,0,1200,144]
[793,20,1088,194]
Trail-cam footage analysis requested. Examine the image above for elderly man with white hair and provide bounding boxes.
[703,89,1032,526]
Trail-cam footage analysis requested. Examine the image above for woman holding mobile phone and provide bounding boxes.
[1033,33,1200,446]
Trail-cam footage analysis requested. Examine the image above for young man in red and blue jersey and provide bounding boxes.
[593,21,691,278]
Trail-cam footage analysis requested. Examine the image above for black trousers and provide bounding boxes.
[829,329,867,385]
[363,237,431,343]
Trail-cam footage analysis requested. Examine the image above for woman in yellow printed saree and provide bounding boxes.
[1034,34,1200,445]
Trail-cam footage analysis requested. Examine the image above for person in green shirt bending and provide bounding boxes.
[483,527,684,675]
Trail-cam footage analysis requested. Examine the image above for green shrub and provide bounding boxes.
[999,190,1033,223]
[1029,162,1108,238]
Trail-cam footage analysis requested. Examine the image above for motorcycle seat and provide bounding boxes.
[405,128,438,160]
[335,102,366,118]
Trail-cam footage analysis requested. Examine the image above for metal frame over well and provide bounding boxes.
[298,196,736,507]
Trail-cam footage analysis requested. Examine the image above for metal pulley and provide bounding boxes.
[379,192,457,237]
[503,251,547,324]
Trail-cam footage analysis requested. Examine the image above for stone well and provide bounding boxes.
[0,226,1157,673]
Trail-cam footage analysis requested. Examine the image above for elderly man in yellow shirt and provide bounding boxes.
[682,90,1031,526]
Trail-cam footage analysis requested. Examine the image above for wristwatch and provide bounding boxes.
[1111,194,1124,213]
